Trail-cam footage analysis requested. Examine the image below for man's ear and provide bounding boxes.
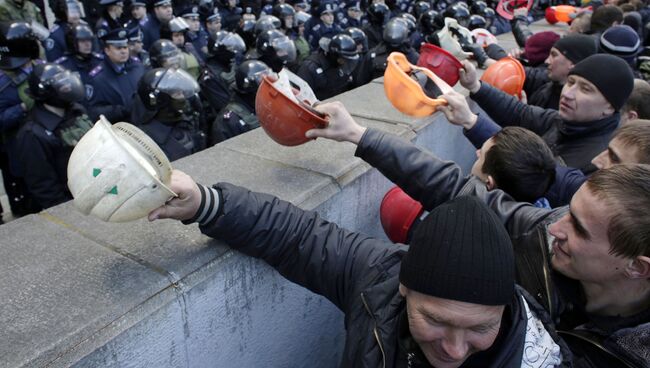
[625,256,650,279]
[627,110,639,121]
[399,283,408,297]
[486,175,496,191]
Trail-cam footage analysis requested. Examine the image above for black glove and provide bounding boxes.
[463,43,489,68]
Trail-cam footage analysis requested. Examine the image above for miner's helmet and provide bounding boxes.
[380,186,425,244]
[384,52,452,117]
[417,43,463,86]
[480,56,526,98]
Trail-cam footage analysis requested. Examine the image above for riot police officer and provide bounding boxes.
[362,2,389,49]
[418,9,443,45]
[55,24,104,101]
[200,30,246,132]
[0,21,43,217]
[16,63,91,209]
[272,3,295,33]
[159,17,201,77]
[132,67,205,161]
[219,0,242,32]
[87,27,145,122]
[306,1,342,50]
[343,26,373,87]
[212,60,270,142]
[44,0,82,61]
[141,0,173,49]
[297,33,359,100]
[367,17,419,79]
[96,0,124,39]
[255,29,297,72]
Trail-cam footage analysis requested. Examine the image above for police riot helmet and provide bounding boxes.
[254,15,281,35]
[0,21,41,70]
[343,26,368,53]
[137,67,200,121]
[399,13,417,34]
[256,29,297,72]
[234,59,271,94]
[467,14,487,30]
[208,31,246,62]
[383,18,410,48]
[412,1,432,20]
[160,16,189,39]
[367,3,390,25]
[294,10,311,26]
[328,33,359,75]
[149,39,184,68]
[481,7,496,27]
[273,3,295,19]
[444,3,471,27]
[65,23,95,54]
[419,9,443,34]
[28,63,84,107]
[471,0,489,15]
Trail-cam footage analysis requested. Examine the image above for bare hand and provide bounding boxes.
[459,60,481,94]
[508,48,523,59]
[148,170,202,221]
[436,90,478,130]
[305,101,367,144]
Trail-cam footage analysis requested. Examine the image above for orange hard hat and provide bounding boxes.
[554,5,578,23]
[256,72,328,146]
[384,52,451,117]
[417,43,462,86]
[480,56,526,98]
[380,186,424,244]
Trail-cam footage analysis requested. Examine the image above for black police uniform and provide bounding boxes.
[15,103,91,208]
[219,6,242,32]
[368,43,419,79]
[297,51,355,100]
[213,92,258,142]
[200,61,234,126]
[361,23,383,49]
[55,52,104,94]
[186,28,209,62]
[87,57,145,122]
[44,21,69,61]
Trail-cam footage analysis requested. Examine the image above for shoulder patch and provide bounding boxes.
[316,68,323,74]
[97,28,107,38]
[54,56,68,64]
[89,65,103,77]
[93,52,104,60]
[131,56,141,63]
[85,84,94,100]
[45,38,55,50]
[51,24,60,32]
[312,24,321,31]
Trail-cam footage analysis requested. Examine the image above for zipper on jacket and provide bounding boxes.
[539,230,556,320]
[360,292,386,368]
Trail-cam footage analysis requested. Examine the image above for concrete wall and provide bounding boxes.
[0,21,565,368]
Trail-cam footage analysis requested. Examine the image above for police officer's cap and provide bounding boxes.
[178,5,200,18]
[127,26,143,42]
[151,0,171,8]
[99,0,123,6]
[129,0,146,7]
[205,8,221,22]
[318,2,336,16]
[102,27,129,47]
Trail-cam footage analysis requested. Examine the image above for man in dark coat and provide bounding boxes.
[305,101,650,368]
[149,172,570,367]
[460,54,634,174]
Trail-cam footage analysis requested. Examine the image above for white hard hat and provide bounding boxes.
[67,116,176,222]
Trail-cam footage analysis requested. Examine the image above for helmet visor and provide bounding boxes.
[220,32,246,53]
[156,68,200,100]
[272,36,297,63]
[52,70,85,102]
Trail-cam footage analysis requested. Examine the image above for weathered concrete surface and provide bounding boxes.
[0,23,555,368]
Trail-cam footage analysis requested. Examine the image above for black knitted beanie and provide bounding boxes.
[553,33,598,64]
[399,196,515,306]
[568,53,635,111]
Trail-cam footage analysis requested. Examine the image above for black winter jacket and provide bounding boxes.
[356,128,650,368]
[195,182,571,367]
[471,82,619,174]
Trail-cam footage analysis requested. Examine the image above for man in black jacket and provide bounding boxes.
[149,170,570,367]
[304,101,650,367]
[460,53,634,174]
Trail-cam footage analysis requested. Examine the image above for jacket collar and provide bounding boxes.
[33,104,65,132]
[559,113,620,138]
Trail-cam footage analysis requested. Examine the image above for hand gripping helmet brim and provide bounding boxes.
[256,69,329,146]
[417,43,462,86]
[384,52,451,117]
[380,186,424,244]
[67,116,176,222]
[471,28,498,48]
[480,56,526,98]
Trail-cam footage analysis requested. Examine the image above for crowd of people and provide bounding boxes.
[1,0,650,364]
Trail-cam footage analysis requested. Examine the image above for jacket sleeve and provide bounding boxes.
[545,166,587,208]
[355,128,555,236]
[463,114,502,149]
[511,16,533,48]
[197,183,405,312]
[0,103,25,133]
[523,66,551,97]
[471,81,560,136]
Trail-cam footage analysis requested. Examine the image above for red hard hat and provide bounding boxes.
[480,56,526,98]
[380,186,424,244]
[256,74,328,146]
[496,0,533,20]
[417,43,462,86]
[545,6,558,24]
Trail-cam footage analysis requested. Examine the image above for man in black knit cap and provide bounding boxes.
[459,53,634,174]
[149,174,570,367]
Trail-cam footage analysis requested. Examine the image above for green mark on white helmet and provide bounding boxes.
[93,168,102,177]
[108,186,118,195]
